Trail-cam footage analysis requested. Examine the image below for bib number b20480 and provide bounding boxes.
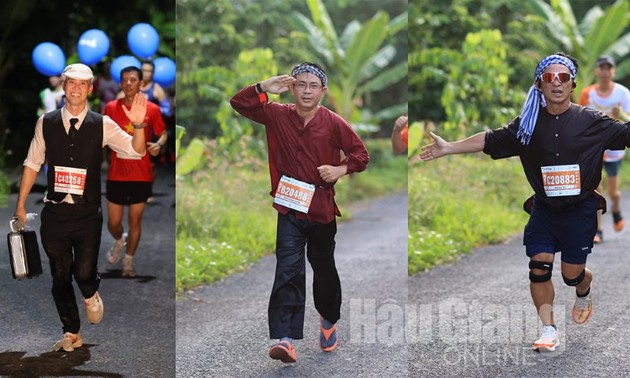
[273,175,315,213]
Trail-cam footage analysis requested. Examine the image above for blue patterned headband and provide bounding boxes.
[291,63,327,87]
[517,54,577,145]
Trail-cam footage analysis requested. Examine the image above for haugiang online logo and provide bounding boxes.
[348,298,567,364]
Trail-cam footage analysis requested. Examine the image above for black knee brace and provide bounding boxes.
[529,260,553,283]
[562,269,585,286]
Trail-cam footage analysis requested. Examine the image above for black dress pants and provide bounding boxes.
[40,203,102,334]
[268,212,341,339]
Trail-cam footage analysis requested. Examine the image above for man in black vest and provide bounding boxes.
[14,63,148,352]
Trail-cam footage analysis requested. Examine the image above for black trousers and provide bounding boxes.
[40,203,102,334]
[268,212,341,339]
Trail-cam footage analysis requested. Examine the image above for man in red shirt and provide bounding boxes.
[231,62,369,363]
[103,66,166,277]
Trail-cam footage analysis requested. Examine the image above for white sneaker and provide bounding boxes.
[122,255,136,278]
[53,332,83,352]
[106,233,127,264]
[85,291,104,324]
[532,325,559,352]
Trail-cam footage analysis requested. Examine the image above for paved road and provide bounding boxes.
[176,193,408,378]
[409,192,630,377]
[0,163,175,378]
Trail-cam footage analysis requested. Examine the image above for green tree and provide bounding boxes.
[408,0,551,126]
[439,29,525,138]
[291,0,407,133]
[528,0,630,100]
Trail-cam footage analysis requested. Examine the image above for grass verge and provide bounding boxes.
[408,154,531,275]
[176,137,406,292]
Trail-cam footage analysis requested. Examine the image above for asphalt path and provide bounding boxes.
[176,193,408,377]
[0,163,175,378]
[409,191,630,377]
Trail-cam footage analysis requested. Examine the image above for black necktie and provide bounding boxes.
[69,118,78,141]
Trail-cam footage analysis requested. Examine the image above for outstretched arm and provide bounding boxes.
[420,131,486,161]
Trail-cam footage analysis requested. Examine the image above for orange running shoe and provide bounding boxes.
[593,230,603,244]
[613,212,624,232]
[268,340,297,363]
[572,291,593,324]
[320,317,338,352]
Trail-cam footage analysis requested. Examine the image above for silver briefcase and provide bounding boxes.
[7,219,42,279]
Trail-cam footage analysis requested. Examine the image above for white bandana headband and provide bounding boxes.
[291,63,327,87]
[517,54,577,145]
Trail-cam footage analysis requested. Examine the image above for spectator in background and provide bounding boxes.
[94,61,119,114]
[140,60,172,203]
[392,114,408,155]
[141,60,171,118]
[579,55,630,243]
[38,75,64,116]
[104,66,166,277]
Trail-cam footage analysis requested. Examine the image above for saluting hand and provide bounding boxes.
[122,93,148,126]
[260,75,297,95]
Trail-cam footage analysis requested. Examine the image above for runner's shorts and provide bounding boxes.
[603,160,622,177]
[106,180,152,205]
[523,195,598,264]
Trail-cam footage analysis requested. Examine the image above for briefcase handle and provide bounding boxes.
[9,218,23,233]
[10,213,37,233]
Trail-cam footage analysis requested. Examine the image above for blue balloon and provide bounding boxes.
[77,29,110,65]
[153,57,176,87]
[110,55,141,83]
[32,42,66,76]
[127,23,159,59]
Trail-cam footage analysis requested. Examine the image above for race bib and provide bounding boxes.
[54,166,87,195]
[541,164,580,197]
[273,175,315,214]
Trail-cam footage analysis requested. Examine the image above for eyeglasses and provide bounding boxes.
[540,72,573,83]
[294,82,322,91]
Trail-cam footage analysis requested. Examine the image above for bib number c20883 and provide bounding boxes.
[540,164,580,197]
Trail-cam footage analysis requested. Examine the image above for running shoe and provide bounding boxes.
[53,332,83,352]
[106,233,127,264]
[532,325,559,352]
[85,291,104,324]
[320,316,338,352]
[613,212,625,232]
[593,230,603,244]
[122,255,136,278]
[572,290,593,324]
[268,340,297,363]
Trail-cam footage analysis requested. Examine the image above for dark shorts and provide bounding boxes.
[603,160,622,177]
[523,195,598,264]
[106,180,152,205]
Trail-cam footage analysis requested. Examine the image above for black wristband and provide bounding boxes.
[256,82,264,93]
